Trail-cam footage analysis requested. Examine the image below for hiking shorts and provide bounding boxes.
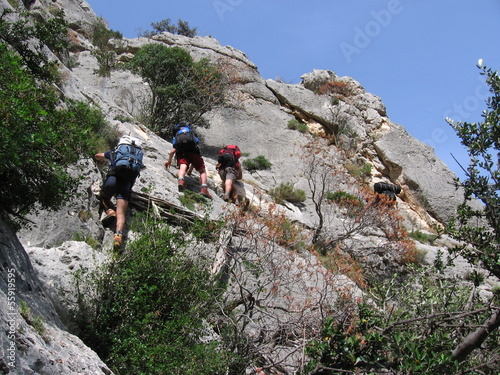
[219,166,238,181]
[177,151,205,172]
[102,175,134,202]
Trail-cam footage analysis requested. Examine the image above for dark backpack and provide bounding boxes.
[218,145,241,167]
[374,182,401,201]
[112,136,144,180]
[174,124,198,152]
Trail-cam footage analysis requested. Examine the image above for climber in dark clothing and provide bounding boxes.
[373,182,401,203]
[95,136,143,253]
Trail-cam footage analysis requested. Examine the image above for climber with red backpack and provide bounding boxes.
[95,135,144,253]
[164,123,212,199]
[217,145,242,202]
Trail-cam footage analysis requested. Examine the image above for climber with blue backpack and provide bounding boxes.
[164,123,212,199]
[95,135,144,253]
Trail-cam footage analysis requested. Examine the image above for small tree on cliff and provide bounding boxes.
[445,61,500,362]
[141,18,198,38]
[0,12,114,230]
[446,61,500,280]
[127,44,226,138]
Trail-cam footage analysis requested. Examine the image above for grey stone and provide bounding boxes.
[2,0,495,373]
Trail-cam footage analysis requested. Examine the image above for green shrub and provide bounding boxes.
[304,270,480,374]
[127,44,226,137]
[19,301,47,338]
[90,19,122,77]
[0,9,68,81]
[179,189,211,211]
[269,182,306,204]
[243,155,272,171]
[0,44,114,229]
[326,190,360,204]
[345,161,372,181]
[409,230,438,244]
[69,216,246,374]
[287,119,308,133]
[141,18,198,38]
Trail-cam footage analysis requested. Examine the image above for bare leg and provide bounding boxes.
[198,168,212,199]
[115,198,128,234]
[198,168,207,185]
[224,178,233,195]
[178,163,188,180]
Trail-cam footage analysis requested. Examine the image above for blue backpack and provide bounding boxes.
[112,136,144,180]
[173,123,199,152]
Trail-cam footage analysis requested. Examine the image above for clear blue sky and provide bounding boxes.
[86,0,500,180]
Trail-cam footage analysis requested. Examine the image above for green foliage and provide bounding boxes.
[90,19,122,77]
[0,8,68,81]
[189,214,225,243]
[91,18,122,47]
[269,182,306,204]
[287,118,309,133]
[113,114,134,123]
[303,268,493,374]
[242,155,272,171]
[127,44,226,137]
[72,231,100,250]
[409,229,438,244]
[326,190,361,206]
[446,63,500,279]
[19,301,47,338]
[142,18,198,38]
[179,189,211,211]
[0,43,114,229]
[70,215,245,374]
[34,8,69,58]
[345,161,372,181]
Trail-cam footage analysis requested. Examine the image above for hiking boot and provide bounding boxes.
[113,233,123,254]
[222,192,230,202]
[200,186,213,199]
[178,179,185,192]
[101,209,116,228]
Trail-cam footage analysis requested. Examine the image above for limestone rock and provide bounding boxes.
[0,217,112,375]
[374,121,463,223]
[3,0,493,373]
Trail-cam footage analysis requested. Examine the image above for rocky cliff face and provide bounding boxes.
[0,0,487,374]
[0,215,112,374]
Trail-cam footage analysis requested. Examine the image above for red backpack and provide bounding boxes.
[218,145,241,167]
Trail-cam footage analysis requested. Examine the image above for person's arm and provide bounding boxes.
[95,151,112,163]
[164,149,176,169]
[95,152,106,161]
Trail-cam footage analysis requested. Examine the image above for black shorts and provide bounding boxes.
[102,175,134,201]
